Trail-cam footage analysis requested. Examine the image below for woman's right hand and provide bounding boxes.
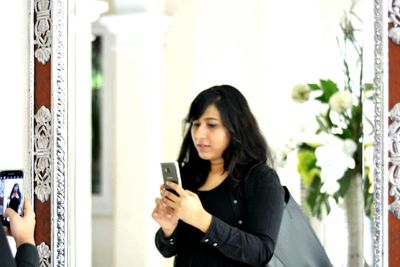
[151,184,179,237]
[3,199,36,248]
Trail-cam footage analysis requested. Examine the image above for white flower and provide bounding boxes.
[329,91,353,113]
[320,174,340,195]
[342,139,357,156]
[314,135,356,195]
[291,84,310,103]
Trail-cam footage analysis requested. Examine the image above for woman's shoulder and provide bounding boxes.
[245,163,282,189]
[247,163,277,178]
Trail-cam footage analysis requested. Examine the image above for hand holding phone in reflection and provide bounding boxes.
[3,198,36,248]
[0,170,24,228]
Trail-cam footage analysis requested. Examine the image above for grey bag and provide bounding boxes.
[266,186,332,267]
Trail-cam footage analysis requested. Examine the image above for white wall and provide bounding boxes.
[0,0,30,255]
[73,0,94,266]
[0,1,29,180]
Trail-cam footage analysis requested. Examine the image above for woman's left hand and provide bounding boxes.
[162,181,212,233]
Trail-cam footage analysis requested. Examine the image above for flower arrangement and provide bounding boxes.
[286,1,374,265]
[289,1,373,220]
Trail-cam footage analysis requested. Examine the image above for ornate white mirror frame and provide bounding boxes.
[30,0,71,265]
[49,0,69,265]
[388,0,400,218]
[27,0,389,265]
[373,0,388,265]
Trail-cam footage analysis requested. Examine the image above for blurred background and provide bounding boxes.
[0,0,375,266]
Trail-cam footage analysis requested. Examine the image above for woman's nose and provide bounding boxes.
[194,124,207,139]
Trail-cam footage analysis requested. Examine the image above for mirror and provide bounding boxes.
[88,0,379,266]
[21,0,388,266]
[0,0,32,250]
[0,2,31,189]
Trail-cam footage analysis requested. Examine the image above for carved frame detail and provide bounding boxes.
[34,0,52,64]
[373,0,387,266]
[33,106,52,202]
[389,104,400,218]
[51,0,68,266]
[37,242,51,267]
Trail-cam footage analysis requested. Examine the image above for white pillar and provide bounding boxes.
[94,13,171,267]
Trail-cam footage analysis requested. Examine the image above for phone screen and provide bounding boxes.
[0,170,24,227]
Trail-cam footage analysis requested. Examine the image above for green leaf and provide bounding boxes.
[315,115,329,133]
[363,83,373,91]
[323,196,331,215]
[335,127,352,139]
[363,168,373,219]
[315,79,340,103]
[307,83,321,91]
[297,143,318,151]
[304,176,321,215]
[325,109,335,128]
[297,151,319,187]
[334,170,352,199]
[304,176,332,219]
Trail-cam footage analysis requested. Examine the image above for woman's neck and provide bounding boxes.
[209,159,225,175]
[198,160,227,191]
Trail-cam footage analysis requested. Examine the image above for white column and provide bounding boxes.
[95,13,171,267]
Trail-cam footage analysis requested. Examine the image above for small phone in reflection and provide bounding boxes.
[0,170,24,227]
[160,162,182,195]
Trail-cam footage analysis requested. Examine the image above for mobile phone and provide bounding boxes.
[0,170,24,227]
[160,162,182,195]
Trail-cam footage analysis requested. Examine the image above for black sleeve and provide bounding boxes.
[198,166,285,266]
[154,227,178,257]
[0,225,17,267]
[15,243,39,267]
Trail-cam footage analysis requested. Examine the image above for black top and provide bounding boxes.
[8,197,21,213]
[155,164,285,267]
[0,221,39,267]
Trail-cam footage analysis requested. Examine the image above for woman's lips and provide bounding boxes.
[196,144,209,151]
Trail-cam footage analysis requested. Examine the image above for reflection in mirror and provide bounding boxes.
[87,0,377,267]
[0,0,32,253]
[0,2,30,182]
[0,2,36,261]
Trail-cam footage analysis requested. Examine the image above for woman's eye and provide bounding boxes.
[207,124,217,128]
[192,122,200,128]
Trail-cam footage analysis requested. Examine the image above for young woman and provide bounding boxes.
[152,85,284,266]
[8,183,22,213]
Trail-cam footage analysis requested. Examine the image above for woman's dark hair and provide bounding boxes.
[177,84,273,189]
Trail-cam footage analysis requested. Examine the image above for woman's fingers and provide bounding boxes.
[162,195,176,209]
[4,207,18,220]
[185,190,197,197]
[23,198,34,216]
[154,197,174,216]
[163,189,180,202]
[165,181,185,196]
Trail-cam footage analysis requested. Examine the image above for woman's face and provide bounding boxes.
[191,104,230,163]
